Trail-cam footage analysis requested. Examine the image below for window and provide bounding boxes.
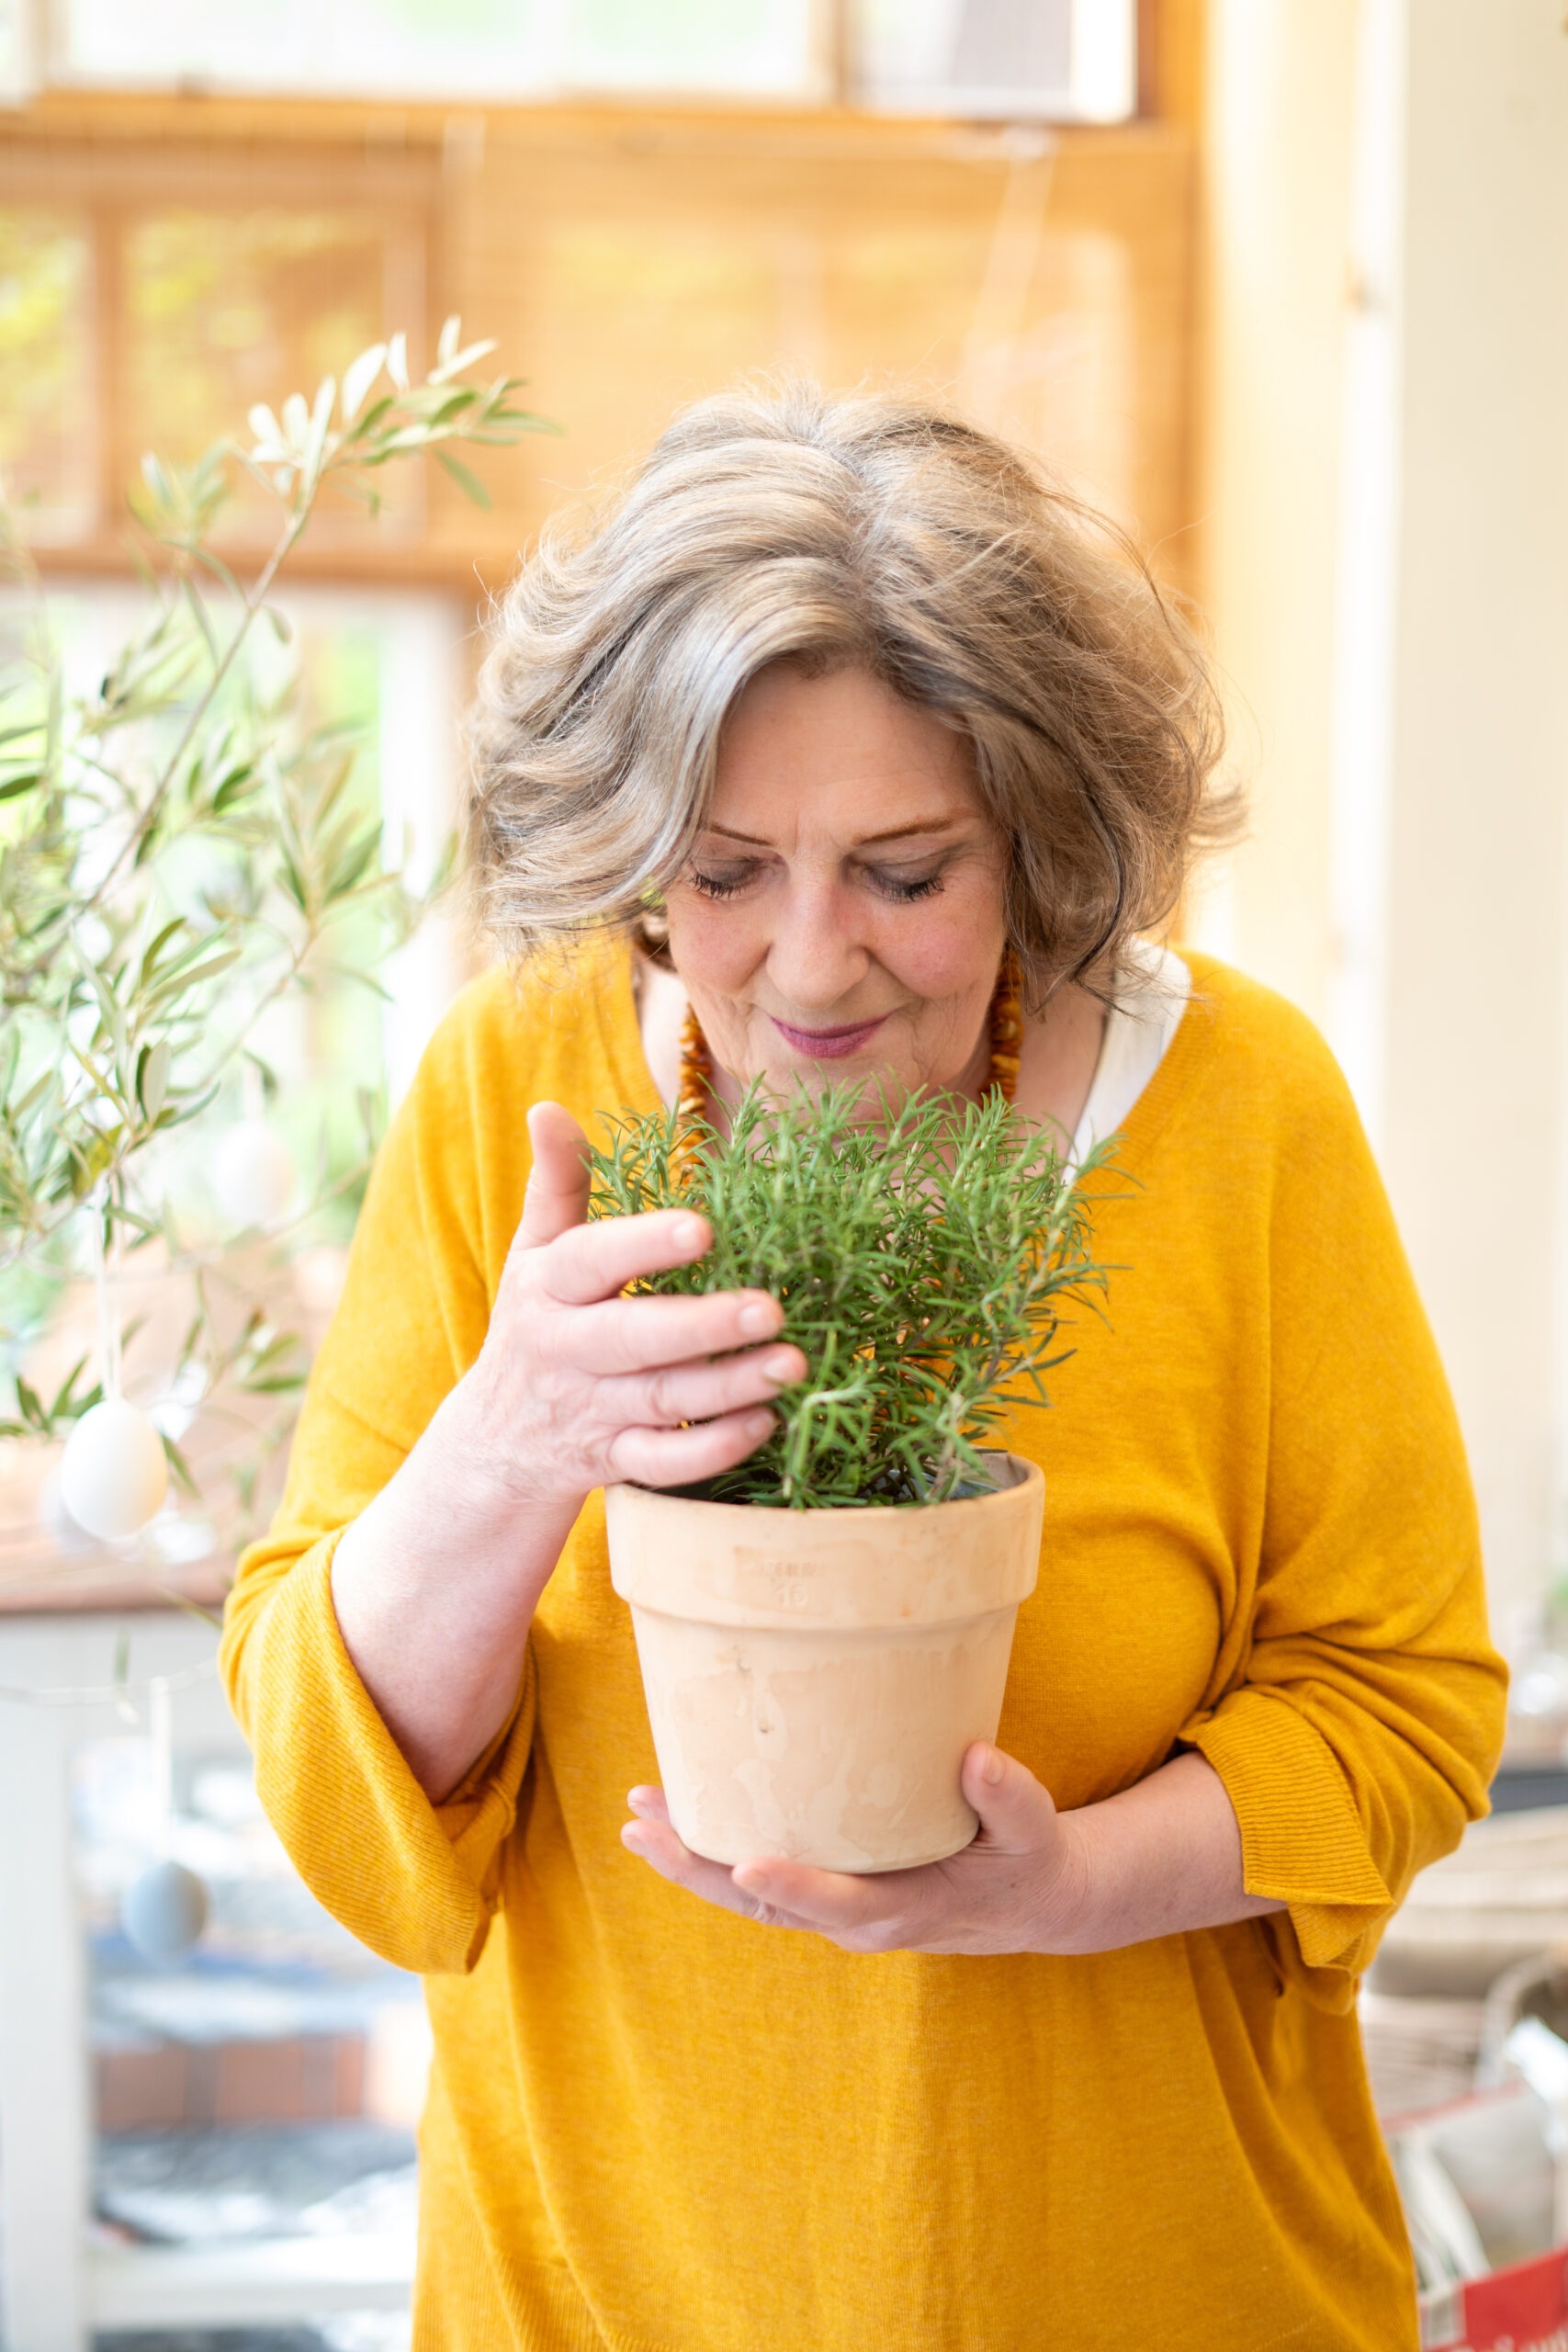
[3,16,1185,589]
[51,0,1137,119]
[122,208,426,545]
[0,148,433,557]
[57,0,833,105]
[852,0,1136,124]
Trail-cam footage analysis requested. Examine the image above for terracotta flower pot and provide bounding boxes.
[605,1453,1043,1873]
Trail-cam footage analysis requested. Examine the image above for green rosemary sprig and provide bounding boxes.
[588,1081,1114,1510]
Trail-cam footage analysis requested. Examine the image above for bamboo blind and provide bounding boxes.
[0,61,1201,601]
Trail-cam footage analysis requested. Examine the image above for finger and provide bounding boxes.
[622,1814,809,1929]
[607,1407,776,1490]
[542,1206,716,1307]
[729,1853,923,1938]
[556,1286,787,1375]
[959,1742,1056,1854]
[513,1102,592,1253]
[608,1342,806,1430]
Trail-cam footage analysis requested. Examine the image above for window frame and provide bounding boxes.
[30,0,1166,125]
[0,0,1202,594]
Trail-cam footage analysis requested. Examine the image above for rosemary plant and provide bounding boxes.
[589,1082,1112,1510]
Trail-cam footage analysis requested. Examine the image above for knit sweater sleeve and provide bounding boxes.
[1179,996,1508,2011]
[219,977,532,1977]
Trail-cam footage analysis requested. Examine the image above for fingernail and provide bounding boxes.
[739,1299,780,1338]
[762,1348,798,1383]
[672,1216,707,1252]
[747,1409,775,1438]
[622,1822,647,1851]
[981,1747,1005,1785]
[733,1864,767,1893]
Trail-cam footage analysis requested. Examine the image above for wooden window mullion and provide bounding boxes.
[89,184,126,552]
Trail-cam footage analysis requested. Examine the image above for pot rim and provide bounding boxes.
[605,1450,1043,1625]
[606,1449,1043,1526]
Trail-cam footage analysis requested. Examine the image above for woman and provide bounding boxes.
[222,387,1506,2350]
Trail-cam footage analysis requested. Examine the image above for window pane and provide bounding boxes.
[0,0,40,102]
[62,0,544,94]
[852,0,1136,123]
[563,0,821,96]
[118,208,423,545]
[332,0,543,92]
[0,209,96,543]
[61,0,820,100]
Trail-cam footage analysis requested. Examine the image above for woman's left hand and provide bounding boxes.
[621,1743,1091,1957]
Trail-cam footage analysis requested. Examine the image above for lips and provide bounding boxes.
[769,1014,887,1060]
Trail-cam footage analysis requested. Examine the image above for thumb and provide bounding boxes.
[961,1742,1055,1854]
[514,1100,592,1252]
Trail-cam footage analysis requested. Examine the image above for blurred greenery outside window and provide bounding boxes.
[0,202,425,553]
[54,0,1137,119]
[0,209,96,540]
[0,575,463,1539]
[123,210,424,546]
[0,198,453,1285]
[7,578,462,1187]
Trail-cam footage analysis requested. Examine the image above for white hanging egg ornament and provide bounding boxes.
[60,1397,169,1542]
[212,1117,297,1228]
[122,1859,209,1964]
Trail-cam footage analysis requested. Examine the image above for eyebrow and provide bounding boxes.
[704,818,963,850]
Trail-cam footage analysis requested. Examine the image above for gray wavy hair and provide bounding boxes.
[468,383,1232,1002]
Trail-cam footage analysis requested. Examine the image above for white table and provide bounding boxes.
[0,1609,413,2349]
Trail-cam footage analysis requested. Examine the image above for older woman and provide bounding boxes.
[222,388,1506,2351]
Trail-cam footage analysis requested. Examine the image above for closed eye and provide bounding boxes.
[684,854,954,903]
[686,864,758,900]
[867,867,946,903]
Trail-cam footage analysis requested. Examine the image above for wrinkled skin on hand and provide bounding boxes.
[622,1739,1091,1958]
[451,1100,807,1510]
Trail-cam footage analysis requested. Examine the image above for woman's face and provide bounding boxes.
[663,662,1010,1103]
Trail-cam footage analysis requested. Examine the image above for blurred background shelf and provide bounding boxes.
[0,1606,427,2352]
[87,2232,412,2335]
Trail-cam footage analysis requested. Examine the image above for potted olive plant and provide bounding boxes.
[590,1083,1110,1874]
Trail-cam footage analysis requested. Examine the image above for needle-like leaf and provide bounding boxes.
[589,1082,1116,1510]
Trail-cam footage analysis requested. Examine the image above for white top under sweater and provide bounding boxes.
[1068,938,1190,1168]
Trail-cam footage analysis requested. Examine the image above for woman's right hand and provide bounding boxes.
[330,1099,802,1801]
[446,1099,806,1510]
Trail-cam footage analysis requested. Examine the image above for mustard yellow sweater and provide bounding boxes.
[221,947,1506,2352]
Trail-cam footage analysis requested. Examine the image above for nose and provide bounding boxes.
[765,877,872,1014]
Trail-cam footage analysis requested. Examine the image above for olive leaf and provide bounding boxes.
[1,323,549,1545]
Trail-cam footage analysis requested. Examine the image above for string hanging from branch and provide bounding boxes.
[58,1188,169,1544]
[120,1672,211,1965]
